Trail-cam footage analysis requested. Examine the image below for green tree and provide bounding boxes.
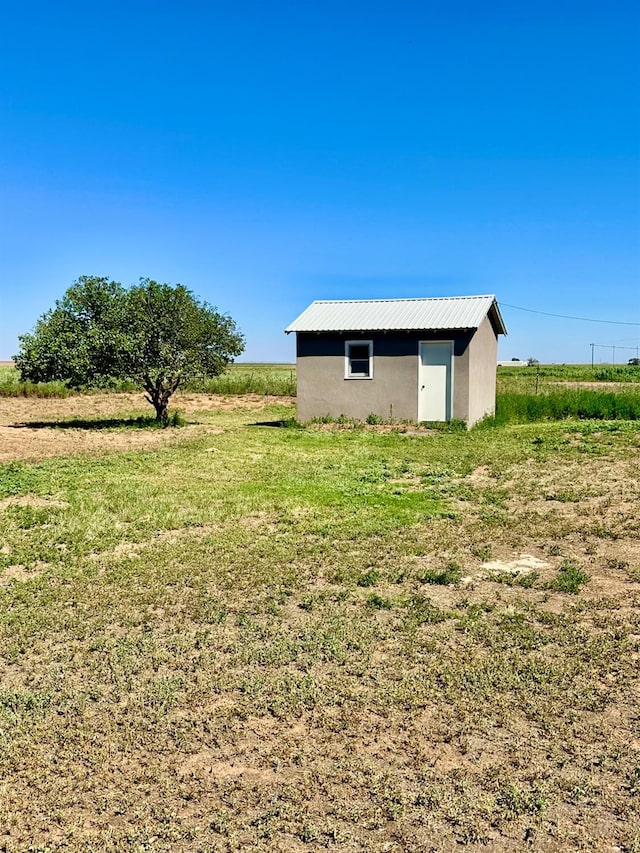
[14,276,127,388]
[15,276,245,423]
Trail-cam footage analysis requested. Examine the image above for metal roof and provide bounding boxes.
[285,295,507,335]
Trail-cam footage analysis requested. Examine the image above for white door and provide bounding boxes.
[419,342,453,421]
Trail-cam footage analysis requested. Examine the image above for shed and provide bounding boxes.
[285,295,507,426]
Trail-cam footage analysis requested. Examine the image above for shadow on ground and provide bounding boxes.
[251,419,301,429]
[7,417,173,431]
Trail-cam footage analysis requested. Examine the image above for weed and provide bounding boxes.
[471,543,492,561]
[366,592,394,609]
[550,561,591,594]
[491,570,539,589]
[420,561,462,585]
[309,413,364,429]
[493,779,546,821]
[420,419,468,432]
[624,767,640,795]
[515,571,539,589]
[606,558,629,571]
[357,568,380,587]
[406,595,451,624]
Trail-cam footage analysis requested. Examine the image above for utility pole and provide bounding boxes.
[590,343,594,369]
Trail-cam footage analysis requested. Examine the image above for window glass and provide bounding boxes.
[346,341,372,378]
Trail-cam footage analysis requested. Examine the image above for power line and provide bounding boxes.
[589,341,639,367]
[499,302,640,326]
[591,343,638,349]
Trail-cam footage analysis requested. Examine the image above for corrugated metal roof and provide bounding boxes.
[285,295,507,335]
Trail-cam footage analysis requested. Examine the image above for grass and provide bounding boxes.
[489,388,640,424]
[497,362,640,389]
[0,362,296,398]
[0,391,639,850]
[183,362,297,396]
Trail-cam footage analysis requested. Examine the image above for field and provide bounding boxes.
[0,367,639,851]
[0,363,297,399]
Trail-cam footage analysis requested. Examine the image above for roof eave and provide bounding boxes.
[285,325,480,334]
[489,300,508,336]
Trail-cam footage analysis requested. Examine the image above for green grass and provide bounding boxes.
[490,389,640,424]
[497,362,640,388]
[0,366,75,397]
[0,362,296,397]
[185,363,296,395]
[0,396,638,849]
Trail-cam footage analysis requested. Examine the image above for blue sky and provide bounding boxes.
[1,1,638,363]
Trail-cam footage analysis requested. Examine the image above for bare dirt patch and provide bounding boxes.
[0,421,188,463]
[0,392,292,462]
[480,553,551,577]
[0,495,69,510]
[0,391,291,425]
[466,464,495,487]
[0,564,39,586]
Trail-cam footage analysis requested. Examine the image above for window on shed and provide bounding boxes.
[345,341,373,378]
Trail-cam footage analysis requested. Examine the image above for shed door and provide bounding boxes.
[419,342,453,421]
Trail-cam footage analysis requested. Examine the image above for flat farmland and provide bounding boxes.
[0,389,639,851]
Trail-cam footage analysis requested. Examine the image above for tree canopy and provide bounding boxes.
[15,276,245,422]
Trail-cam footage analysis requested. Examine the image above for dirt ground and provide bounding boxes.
[0,392,292,463]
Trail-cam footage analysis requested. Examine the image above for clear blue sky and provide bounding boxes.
[1,1,638,364]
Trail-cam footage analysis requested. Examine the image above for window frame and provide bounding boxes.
[344,339,374,379]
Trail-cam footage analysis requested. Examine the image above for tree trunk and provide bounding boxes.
[153,395,170,425]
[143,376,180,425]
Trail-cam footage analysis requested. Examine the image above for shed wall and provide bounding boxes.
[467,315,499,425]
[296,331,476,422]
